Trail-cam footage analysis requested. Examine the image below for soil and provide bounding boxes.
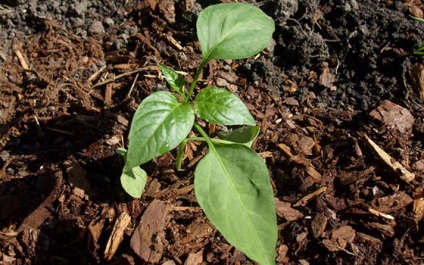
[1,0,424,264]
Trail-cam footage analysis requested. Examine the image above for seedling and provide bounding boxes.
[119,3,277,264]
[413,16,424,55]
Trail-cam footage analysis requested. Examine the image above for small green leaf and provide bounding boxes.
[116,147,127,157]
[126,91,195,170]
[197,3,275,60]
[194,87,256,126]
[218,126,260,147]
[158,63,186,98]
[195,144,277,265]
[415,45,424,55]
[412,16,424,23]
[120,166,147,198]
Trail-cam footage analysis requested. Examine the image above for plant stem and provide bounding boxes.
[176,132,234,170]
[185,59,208,102]
[176,140,186,170]
[193,123,214,148]
[186,137,234,145]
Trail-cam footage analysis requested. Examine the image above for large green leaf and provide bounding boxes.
[193,87,256,126]
[195,144,277,265]
[126,91,194,170]
[197,3,275,60]
[158,63,186,98]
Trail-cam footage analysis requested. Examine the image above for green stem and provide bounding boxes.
[176,132,233,170]
[186,137,234,145]
[185,59,208,102]
[193,123,214,148]
[176,140,186,170]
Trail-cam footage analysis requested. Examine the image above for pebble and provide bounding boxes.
[88,21,105,35]
[104,17,114,27]
[0,150,10,161]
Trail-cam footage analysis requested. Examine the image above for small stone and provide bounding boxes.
[369,100,414,135]
[0,150,10,161]
[73,1,87,16]
[104,17,114,27]
[106,135,120,146]
[283,97,299,106]
[412,160,424,172]
[72,187,85,199]
[117,115,129,127]
[88,21,105,35]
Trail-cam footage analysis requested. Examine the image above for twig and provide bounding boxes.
[91,66,157,89]
[363,134,415,183]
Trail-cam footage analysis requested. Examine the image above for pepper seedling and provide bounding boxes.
[413,16,424,55]
[119,3,277,264]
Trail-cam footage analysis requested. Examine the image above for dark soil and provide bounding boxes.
[1,0,424,264]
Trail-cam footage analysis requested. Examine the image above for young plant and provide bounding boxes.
[119,3,277,264]
[413,16,424,55]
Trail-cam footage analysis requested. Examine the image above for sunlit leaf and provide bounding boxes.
[197,3,275,60]
[195,144,277,265]
[120,166,147,198]
[194,87,256,126]
[125,91,194,170]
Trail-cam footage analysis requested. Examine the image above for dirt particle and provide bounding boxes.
[88,21,105,35]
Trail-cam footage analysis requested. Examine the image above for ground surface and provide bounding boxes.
[1,0,424,264]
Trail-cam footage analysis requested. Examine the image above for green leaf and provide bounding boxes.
[126,91,195,170]
[117,148,147,198]
[194,87,256,126]
[116,147,127,157]
[197,3,275,60]
[415,45,424,55]
[158,63,186,98]
[120,166,147,198]
[218,126,260,147]
[412,16,424,23]
[195,144,277,265]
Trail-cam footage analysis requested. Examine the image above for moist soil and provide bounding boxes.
[1,0,424,264]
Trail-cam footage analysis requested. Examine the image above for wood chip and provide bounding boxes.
[304,165,322,183]
[278,143,322,182]
[130,200,168,263]
[411,63,424,100]
[18,168,63,231]
[370,191,412,213]
[368,207,395,220]
[88,218,105,248]
[181,221,213,244]
[276,244,289,263]
[323,225,356,252]
[413,196,424,222]
[104,212,131,261]
[65,160,90,193]
[184,250,203,265]
[165,33,183,51]
[311,212,327,238]
[275,199,303,221]
[369,100,414,134]
[363,134,415,182]
[294,186,327,207]
[319,62,334,89]
[12,43,30,70]
[366,222,394,237]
